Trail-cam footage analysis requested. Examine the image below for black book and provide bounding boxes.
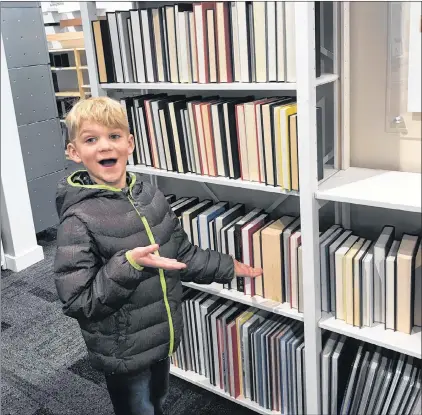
[52,72,59,92]
[53,54,62,67]
[60,53,70,67]
[165,194,176,204]
[49,53,54,67]
[173,197,200,218]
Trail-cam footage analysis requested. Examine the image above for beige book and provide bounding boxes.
[353,240,372,327]
[289,114,299,191]
[194,104,208,175]
[216,2,228,82]
[386,240,401,330]
[335,235,359,320]
[261,216,296,302]
[206,10,217,83]
[244,101,264,182]
[276,2,286,81]
[189,12,198,83]
[262,102,275,185]
[92,21,106,83]
[396,234,419,334]
[236,309,255,394]
[414,241,422,327]
[201,103,217,176]
[298,245,303,313]
[253,220,275,297]
[344,238,365,325]
[187,102,201,173]
[253,2,267,82]
[165,7,179,83]
[290,230,302,309]
[279,104,297,190]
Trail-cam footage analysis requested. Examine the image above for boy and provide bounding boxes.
[54,97,262,415]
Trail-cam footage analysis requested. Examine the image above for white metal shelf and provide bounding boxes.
[101,73,338,91]
[127,165,300,195]
[182,282,304,322]
[170,365,279,415]
[319,315,421,359]
[316,167,422,213]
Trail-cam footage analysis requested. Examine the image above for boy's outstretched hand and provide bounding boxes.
[129,245,187,271]
[234,259,263,278]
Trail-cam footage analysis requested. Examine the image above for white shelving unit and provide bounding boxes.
[316,167,422,213]
[181,282,304,321]
[81,2,421,414]
[319,314,421,359]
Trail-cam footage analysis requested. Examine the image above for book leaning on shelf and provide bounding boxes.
[91,2,322,85]
[319,224,422,335]
[167,195,306,311]
[172,286,306,413]
[321,333,421,415]
[120,93,325,191]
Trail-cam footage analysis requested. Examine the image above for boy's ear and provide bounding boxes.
[127,134,135,155]
[67,142,82,164]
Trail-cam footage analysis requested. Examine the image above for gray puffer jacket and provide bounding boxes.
[54,170,234,375]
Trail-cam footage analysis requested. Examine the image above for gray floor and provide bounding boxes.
[1,229,254,415]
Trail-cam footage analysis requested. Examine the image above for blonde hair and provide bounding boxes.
[66,97,130,141]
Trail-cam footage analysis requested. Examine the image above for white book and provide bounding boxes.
[194,103,208,175]
[220,217,242,255]
[290,230,302,310]
[184,109,196,173]
[198,202,229,249]
[215,203,244,252]
[374,226,395,323]
[150,101,167,170]
[329,230,353,313]
[255,102,266,182]
[283,218,301,304]
[158,109,173,171]
[180,109,192,172]
[266,2,277,82]
[192,217,200,246]
[358,347,382,414]
[107,13,124,83]
[188,292,205,372]
[253,2,267,82]
[130,106,141,165]
[320,228,344,312]
[321,333,340,415]
[366,355,389,414]
[208,220,215,251]
[194,293,210,375]
[129,11,146,83]
[335,235,359,320]
[223,103,235,178]
[140,9,156,83]
[211,103,225,176]
[116,11,134,83]
[137,107,152,166]
[236,105,249,180]
[187,102,201,174]
[177,10,189,83]
[396,365,418,414]
[194,4,206,83]
[230,2,241,82]
[237,2,250,82]
[127,19,137,82]
[285,2,296,82]
[182,200,213,243]
[227,226,236,258]
[386,240,400,330]
[276,2,286,82]
[362,245,375,327]
[331,335,347,415]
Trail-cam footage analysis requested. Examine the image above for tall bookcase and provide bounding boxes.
[80,2,421,414]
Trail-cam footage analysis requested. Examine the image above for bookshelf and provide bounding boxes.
[81,2,421,414]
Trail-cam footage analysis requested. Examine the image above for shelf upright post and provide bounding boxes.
[80,1,106,98]
[295,2,322,414]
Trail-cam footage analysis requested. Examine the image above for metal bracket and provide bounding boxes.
[200,182,219,202]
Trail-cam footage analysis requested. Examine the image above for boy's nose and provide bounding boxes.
[98,137,113,151]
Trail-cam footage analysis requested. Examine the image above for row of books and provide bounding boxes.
[92,2,322,84]
[123,93,324,190]
[321,224,421,334]
[171,287,306,413]
[322,333,421,415]
[166,195,304,310]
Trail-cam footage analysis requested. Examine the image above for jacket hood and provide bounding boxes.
[56,170,138,219]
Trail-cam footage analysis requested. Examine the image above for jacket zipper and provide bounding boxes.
[126,193,175,356]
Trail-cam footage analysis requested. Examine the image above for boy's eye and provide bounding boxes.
[86,137,97,143]
[110,134,121,140]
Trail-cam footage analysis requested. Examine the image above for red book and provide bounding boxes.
[144,100,159,168]
[215,2,233,82]
[230,322,241,397]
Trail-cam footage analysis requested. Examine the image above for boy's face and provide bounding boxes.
[67,121,135,189]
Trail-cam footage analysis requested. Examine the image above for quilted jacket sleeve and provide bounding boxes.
[54,214,153,321]
[164,200,235,285]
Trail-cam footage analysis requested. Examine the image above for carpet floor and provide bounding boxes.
[1,228,254,415]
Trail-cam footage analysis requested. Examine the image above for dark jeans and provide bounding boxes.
[105,358,170,415]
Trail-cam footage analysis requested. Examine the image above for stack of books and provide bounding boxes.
[91,2,322,84]
[172,286,306,413]
[319,225,421,334]
[167,195,304,310]
[123,93,325,190]
[321,333,421,414]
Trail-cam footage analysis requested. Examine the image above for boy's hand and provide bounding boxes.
[129,245,187,271]
[234,259,263,278]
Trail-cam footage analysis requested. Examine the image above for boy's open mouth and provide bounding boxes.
[99,158,117,167]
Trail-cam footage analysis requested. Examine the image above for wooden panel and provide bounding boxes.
[60,18,83,27]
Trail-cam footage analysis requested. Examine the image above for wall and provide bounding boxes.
[350,2,421,173]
